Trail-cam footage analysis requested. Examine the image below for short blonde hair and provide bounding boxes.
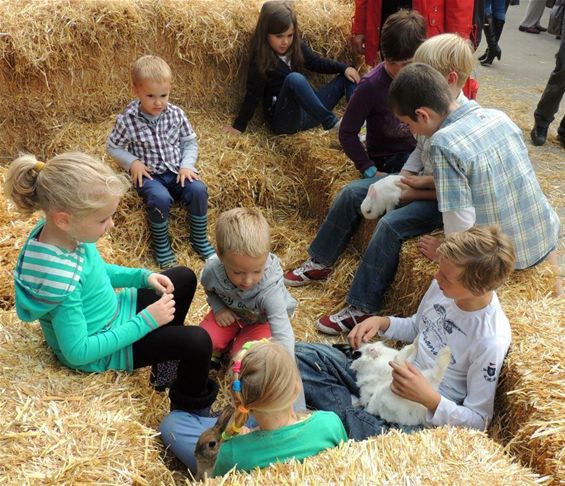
[414,34,475,89]
[436,226,515,294]
[131,55,172,85]
[3,152,129,216]
[225,341,300,438]
[215,208,270,257]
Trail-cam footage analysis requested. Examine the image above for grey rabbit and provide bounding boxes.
[194,405,235,480]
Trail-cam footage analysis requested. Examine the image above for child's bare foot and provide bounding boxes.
[418,235,442,261]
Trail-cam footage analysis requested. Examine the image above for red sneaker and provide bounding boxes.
[284,259,332,287]
[316,306,373,335]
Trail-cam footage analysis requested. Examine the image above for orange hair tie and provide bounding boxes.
[238,404,250,414]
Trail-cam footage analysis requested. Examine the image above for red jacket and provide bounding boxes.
[352,0,475,66]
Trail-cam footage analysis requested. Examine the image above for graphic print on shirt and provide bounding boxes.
[422,304,466,364]
[482,362,498,382]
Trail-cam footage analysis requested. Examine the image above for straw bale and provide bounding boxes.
[196,427,547,485]
[0,0,354,155]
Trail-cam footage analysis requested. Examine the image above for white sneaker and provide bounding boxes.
[283,258,332,287]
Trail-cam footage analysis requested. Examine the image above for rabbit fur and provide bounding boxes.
[360,175,403,219]
[351,340,451,426]
[194,405,234,480]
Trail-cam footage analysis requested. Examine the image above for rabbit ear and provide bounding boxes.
[216,405,235,430]
[367,184,377,199]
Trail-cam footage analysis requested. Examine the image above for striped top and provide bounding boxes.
[14,222,157,372]
[431,102,560,269]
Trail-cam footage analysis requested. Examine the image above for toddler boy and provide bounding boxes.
[199,208,297,365]
[107,55,215,267]
[297,226,515,440]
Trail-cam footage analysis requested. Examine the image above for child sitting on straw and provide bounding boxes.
[162,340,346,476]
[284,33,479,335]
[199,208,298,369]
[107,55,215,268]
[339,9,426,177]
[388,63,560,270]
[297,226,515,440]
[5,152,218,412]
[225,0,360,135]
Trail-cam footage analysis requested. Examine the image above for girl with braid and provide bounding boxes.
[212,340,346,476]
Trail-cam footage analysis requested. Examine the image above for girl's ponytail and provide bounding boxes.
[4,152,129,217]
[3,154,44,214]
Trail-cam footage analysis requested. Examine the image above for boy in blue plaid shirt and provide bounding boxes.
[388,63,560,272]
[107,55,215,267]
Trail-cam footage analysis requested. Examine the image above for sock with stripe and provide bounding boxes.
[148,217,177,269]
[188,213,216,259]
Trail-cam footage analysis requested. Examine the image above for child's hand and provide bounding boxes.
[130,160,153,188]
[400,175,435,190]
[348,316,390,349]
[418,235,443,262]
[215,309,238,327]
[223,126,242,135]
[146,293,175,327]
[345,66,361,84]
[350,34,365,55]
[147,273,174,295]
[177,168,200,187]
[389,361,441,412]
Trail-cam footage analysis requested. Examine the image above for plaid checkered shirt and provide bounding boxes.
[430,101,560,269]
[108,100,195,175]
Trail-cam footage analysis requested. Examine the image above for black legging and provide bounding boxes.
[132,266,211,396]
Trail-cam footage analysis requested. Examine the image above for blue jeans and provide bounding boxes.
[137,170,208,219]
[485,0,507,20]
[270,72,355,134]
[309,176,442,313]
[295,342,422,441]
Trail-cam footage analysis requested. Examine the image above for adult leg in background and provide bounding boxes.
[533,36,565,145]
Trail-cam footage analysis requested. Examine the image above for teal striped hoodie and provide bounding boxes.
[14,222,158,372]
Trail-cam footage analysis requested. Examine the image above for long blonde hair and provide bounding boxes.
[223,341,299,440]
[3,152,129,216]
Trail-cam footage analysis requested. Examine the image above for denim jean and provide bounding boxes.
[270,72,356,134]
[485,0,507,20]
[137,170,208,219]
[295,342,422,441]
[308,175,442,313]
[535,36,565,135]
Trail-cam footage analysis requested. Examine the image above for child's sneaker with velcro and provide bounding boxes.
[283,258,332,287]
[316,305,373,335]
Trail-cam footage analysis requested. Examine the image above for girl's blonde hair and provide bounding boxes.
[215,207,270,258]
[414,34,475,90]
[3,152,130,216]
[224,341,299,440]
[436,226,515,294]
[131,55,172,85]
[251,1,304,79]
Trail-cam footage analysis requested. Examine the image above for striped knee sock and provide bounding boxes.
[148,219,177,268]
[188,214,216,259]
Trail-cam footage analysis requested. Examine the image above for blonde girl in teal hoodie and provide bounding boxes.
[5,152,218,412]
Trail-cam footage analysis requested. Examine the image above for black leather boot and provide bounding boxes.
[169,378,219,413]
[481,16,502,66]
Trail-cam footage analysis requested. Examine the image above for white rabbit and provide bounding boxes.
[360,175,403,219]
[353,340,451,426]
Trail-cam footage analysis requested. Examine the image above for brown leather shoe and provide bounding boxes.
[519,25,541,34]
